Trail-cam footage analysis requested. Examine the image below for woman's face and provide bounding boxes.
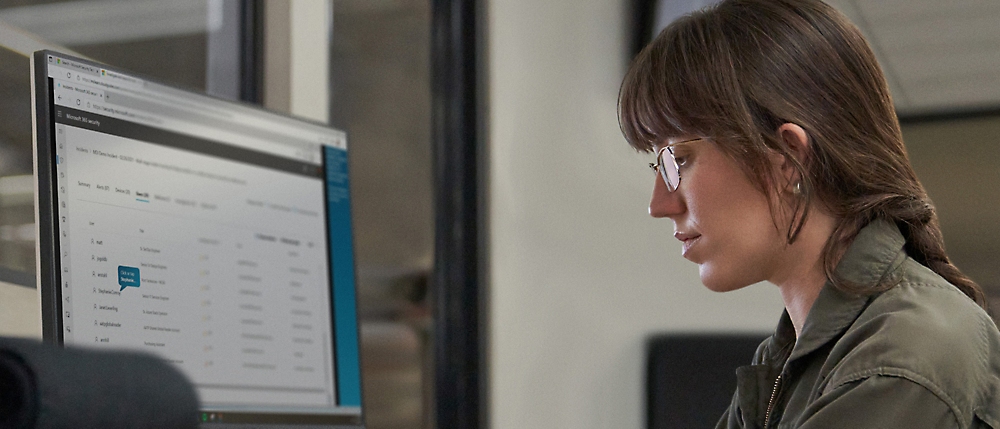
[649,137,789,292]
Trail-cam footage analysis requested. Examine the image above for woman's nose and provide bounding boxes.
[649,173,685,218]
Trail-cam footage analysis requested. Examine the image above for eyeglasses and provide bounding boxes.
[648,137,705,192]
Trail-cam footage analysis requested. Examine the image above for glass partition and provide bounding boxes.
[330,1,435,428]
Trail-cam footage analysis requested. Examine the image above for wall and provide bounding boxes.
[0,281,39,338]
[264,0,331,122]
[486,1,783,428]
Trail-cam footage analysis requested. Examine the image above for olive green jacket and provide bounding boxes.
[718,220,1000,429]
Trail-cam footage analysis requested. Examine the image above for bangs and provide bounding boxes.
[618,8,753,152]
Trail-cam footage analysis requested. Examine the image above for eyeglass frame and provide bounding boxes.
[648,137,706,192]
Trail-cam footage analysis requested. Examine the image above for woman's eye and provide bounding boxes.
[669,145,694,168]
[672,151,691,167]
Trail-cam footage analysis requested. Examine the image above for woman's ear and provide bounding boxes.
[777,123,810,162]
[776,123,810,187]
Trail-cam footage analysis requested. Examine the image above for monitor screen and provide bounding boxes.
[31,51,364,428]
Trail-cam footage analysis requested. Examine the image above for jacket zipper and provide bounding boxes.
[764,374,782,428]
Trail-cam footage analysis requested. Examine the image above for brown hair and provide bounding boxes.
[618,0,986,306]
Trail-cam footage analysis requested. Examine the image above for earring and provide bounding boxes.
[792,181,803,195]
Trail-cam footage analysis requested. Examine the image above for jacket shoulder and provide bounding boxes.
[823,258,1000,423]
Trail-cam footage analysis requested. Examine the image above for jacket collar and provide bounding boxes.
[766,220,909,364]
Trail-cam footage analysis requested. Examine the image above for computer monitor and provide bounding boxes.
[31,50,364,428]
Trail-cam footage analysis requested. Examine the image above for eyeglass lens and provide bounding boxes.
[657,148,680,192]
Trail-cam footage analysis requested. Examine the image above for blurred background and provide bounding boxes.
[0,1,997,429]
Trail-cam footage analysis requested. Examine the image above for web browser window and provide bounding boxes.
[34,51,363,427]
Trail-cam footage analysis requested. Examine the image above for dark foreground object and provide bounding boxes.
[647,334,768,429]
[0,337,198,429]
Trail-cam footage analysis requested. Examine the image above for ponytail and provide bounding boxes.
[901,216,986,307]
[818,193,987,308]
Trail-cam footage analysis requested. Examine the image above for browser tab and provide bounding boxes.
[102,69,143,90]
[54,57,101,76]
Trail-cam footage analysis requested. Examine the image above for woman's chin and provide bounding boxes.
[698,264,753,293]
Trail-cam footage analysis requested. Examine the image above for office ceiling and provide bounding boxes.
[826,0,1000,117]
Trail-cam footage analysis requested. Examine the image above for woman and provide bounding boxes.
[618,0,1000,427]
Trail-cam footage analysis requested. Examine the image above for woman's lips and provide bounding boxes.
[674,232,701,257]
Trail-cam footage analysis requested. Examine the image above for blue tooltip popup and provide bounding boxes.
[118,266,140,291]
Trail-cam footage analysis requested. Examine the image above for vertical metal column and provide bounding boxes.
[432,0,485,427]
[205,0,262,104]
[239,0,264,104]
